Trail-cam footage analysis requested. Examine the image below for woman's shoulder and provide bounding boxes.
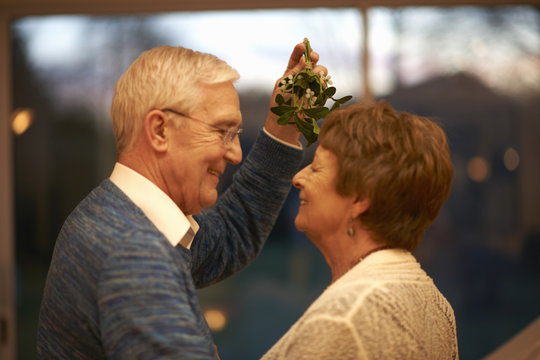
[282,249,457,359]
[339,249,428,282]
[305,249,441,315]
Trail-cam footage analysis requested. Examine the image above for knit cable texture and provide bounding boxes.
[261,249,459,360]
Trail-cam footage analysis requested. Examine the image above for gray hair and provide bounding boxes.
[110,46,240,154]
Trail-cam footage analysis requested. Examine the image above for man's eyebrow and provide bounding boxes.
[214,119,242,128]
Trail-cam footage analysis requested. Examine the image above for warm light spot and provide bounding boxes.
[467,156,490,182]
[11,109,34,135]
[204,309,227,332]
[503,148,520,171]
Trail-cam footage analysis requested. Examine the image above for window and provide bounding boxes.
[11,6,540,359]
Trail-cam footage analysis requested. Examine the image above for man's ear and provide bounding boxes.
[352,197,370,219]
[143,110,168,152]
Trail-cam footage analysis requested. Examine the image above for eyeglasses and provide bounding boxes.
[160,108,243,148]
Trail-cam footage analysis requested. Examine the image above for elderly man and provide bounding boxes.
[37,43,326,359]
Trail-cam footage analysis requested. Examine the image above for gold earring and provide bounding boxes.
[347,218,355,237]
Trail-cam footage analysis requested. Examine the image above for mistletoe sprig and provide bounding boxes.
[271,38,353,146]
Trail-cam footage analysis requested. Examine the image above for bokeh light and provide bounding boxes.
[11,109,34,135]
[204,309,227,332]
[467,156,491,182]
[503,147,520,171]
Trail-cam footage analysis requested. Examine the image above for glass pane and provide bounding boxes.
[12,6,540,360]
[369,6,540,359]
[369,6,540,98]
[11,9,362,360]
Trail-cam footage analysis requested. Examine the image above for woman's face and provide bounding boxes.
[292,146,354,241]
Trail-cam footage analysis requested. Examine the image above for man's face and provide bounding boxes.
[162,81,242,215]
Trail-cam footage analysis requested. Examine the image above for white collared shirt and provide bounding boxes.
[108,130,296,248]
[109,162,199,249]
[263,127,302,150]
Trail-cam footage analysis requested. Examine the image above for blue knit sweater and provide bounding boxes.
[37,131,302,359]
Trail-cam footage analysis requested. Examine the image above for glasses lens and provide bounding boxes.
[223,128,241,147]
[223,130,233,147]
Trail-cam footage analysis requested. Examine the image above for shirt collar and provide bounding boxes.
[109,162,199,249]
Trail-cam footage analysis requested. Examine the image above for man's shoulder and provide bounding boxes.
[57,179,155,250]
[69,179,142,226]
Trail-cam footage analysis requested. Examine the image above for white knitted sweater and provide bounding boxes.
[261,249,458,359]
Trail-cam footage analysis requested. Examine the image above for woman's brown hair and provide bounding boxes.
[319,100,453,250]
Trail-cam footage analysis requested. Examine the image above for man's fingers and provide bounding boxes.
[284,43,306,75]
[275,42,326,93]
[283,43,322,77]
[312,64,328,78]
[309,51,320,65]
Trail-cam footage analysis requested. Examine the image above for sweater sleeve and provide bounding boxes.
[190,130,303,287]
[98,232,216,360]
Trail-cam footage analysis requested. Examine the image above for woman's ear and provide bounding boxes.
[352,197,370,219]
[143,110,169,152]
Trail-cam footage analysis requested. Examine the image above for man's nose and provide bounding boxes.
[225,137,242,165]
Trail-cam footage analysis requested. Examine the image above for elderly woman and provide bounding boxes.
[262,100,458,359]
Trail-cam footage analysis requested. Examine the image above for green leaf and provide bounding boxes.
[275,94,285,105]
[295,116,311,135]
[304,129,319,147]
[295,115,311,131]
[295,115,318,147]
[295,77,309,89]
[314,95,328,106]
[277,110,295,125]
[311,118,321,135]
[335,95,353,104]
[271,105,295,116]
[303,106,330,120]
[323,87,336,98]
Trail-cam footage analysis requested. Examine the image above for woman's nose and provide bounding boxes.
[292,167,306,189]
